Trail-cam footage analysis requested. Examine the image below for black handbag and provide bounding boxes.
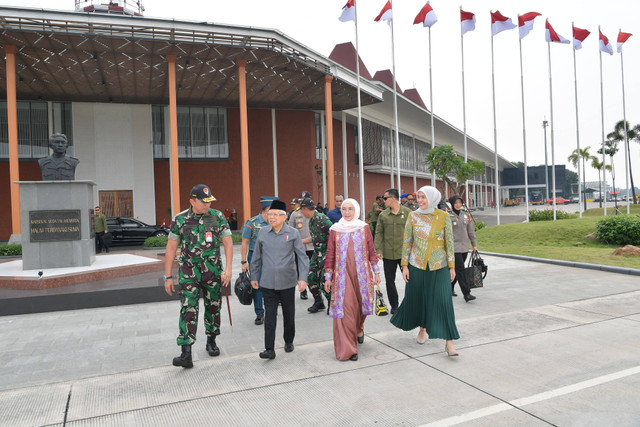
[234,271,253,305]
[464,251,487,289]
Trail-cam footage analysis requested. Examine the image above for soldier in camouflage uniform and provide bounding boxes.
[299,197,333,313]
[164,184,233,368]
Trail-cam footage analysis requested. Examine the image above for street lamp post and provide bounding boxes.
[543,120,549,200]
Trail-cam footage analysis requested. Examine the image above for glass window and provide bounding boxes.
[0,100,69,159]
[153,105,228,159]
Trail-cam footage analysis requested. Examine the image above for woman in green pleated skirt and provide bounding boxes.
[390,265,459,341]
[390,185,460,356]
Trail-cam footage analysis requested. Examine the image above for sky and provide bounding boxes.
[3,0,640,187]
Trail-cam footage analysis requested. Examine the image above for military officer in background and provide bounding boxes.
[299,197,333,313]
[241,196,279,325]
[288,191,314,300]
[164,184,233,368]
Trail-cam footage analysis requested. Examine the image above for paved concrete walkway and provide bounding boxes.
[1,246,639,426]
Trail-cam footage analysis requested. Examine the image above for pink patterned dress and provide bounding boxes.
[324,226,379,360]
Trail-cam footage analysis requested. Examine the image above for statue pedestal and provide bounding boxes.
[17,181,96,270]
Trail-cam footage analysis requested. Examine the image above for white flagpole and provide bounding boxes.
[460,7,469,202]
[518,17,530,222]
[599,26,608,217]
[620,30,630,214]
[354,1,366,219]
[547,40,557,220]
[429,24,437,188]
[389,2,402,192]
[490,13,501,225]
[572,23,583,218]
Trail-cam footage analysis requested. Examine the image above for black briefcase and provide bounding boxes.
[234,271,253,305]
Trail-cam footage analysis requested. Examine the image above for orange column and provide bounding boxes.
[238,60,251,224]
[324,75,335,208]
[166,55,181,217]
[5,45,20,235]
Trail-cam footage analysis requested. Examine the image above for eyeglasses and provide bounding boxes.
[267,212,286,217]
[383,196,394,200]
[407,198,415,201]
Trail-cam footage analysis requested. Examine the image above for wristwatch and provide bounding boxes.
[163,275,173,281]
[240,260,247,265]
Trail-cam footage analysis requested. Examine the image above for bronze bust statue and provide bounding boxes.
[38,134,79,181]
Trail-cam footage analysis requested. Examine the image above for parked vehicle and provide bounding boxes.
[530,191,544,205]
[568,196,580,204]
[546,197,569,205]
[106,217,169,244]
[505,198,520,207]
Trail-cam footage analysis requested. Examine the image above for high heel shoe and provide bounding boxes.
[445,345,458,357]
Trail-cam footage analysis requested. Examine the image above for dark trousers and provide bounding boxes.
[95,231,109,252]
[262,286,296,350]
[453,252,472,296]
[382,258,401,309]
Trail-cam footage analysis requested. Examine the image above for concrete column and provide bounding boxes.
[271,108,278,197]
[341,111,348,199]
[324,76,335,208]
[238,59,251,224]
[166,55,181,217]
[5,45,21,237]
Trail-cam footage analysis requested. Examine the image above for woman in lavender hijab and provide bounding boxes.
[323,198,380,361]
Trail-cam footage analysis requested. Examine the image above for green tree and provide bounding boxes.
[598,138,620,210]
[567,146,595,212]
[425,145,485,199]
[591,157,611,208]
[607,120,638,204]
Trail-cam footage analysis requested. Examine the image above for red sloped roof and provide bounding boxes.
[328,42,373,81]
[403,88,427,109]
[372,70,402,94]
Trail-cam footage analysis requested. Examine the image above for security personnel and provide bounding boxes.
[299,197,333,313]
[448,194,478,302]
[288,191,314,300]
[164,184,233,368]
[241,196,279,325]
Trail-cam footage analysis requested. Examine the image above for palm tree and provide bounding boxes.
[591,158,611,208]
[598,138,620,210]
[607,120,637,204]
[568,146,595,212]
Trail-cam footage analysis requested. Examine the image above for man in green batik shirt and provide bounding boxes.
[299,197,333,314]
[164,184,233,369]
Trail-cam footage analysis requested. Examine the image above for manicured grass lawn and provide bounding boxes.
[476,210,640,269]
[582,203,640,217]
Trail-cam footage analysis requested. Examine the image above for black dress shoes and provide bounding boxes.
[259,349,276,359]
[206,336,220,357]
[254,313,264,325]
[300,289,308,300]
[284,343,294,352]
[349,354,358,361]
[464,294,476,302]
[357,333,364,344]
[452,291,458,297]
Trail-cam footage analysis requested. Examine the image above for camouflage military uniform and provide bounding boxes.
[169,207,232,346]
[308,211,333,298]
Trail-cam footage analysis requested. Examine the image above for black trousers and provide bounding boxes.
[382,258,401,309]
[453,252,472,296]
[262,286,296,350]
[95,231,109,252]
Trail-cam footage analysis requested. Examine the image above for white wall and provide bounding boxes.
[73,102,156,225]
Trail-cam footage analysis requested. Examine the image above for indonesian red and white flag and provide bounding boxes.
[339,0,355,23]
[374,1,392,25]
[545,20,570,44]
[518,12,541,39]
[461,9,475,35]
[414,2,437,28]
[572,26,590,50]
[599,29,613,55]
[617,31,632,53]
[491,11,516,36]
